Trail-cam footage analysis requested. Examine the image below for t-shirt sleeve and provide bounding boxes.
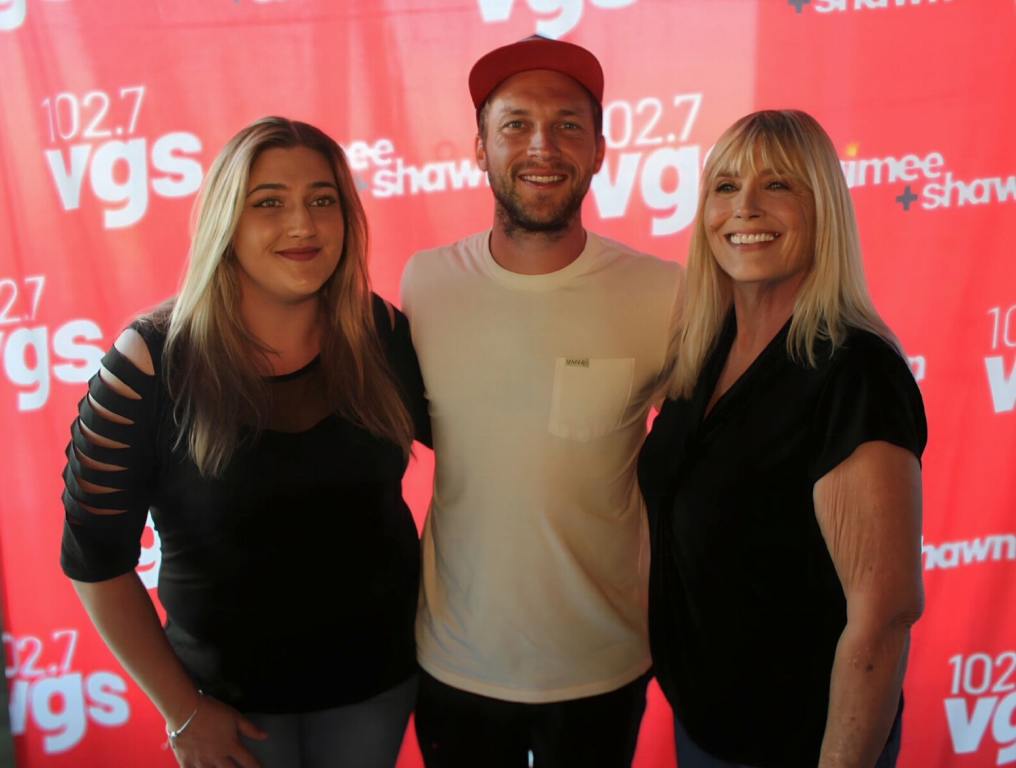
[809,334,927,482]
[60,321,161,582]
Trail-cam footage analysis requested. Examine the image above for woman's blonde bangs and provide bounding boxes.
[705,113,816,196]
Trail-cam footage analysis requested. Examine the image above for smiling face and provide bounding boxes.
[232,145,344,308]
[704,162,816,295]
[476,69,605,235]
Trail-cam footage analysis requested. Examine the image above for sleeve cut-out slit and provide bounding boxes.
[61,338,159,581]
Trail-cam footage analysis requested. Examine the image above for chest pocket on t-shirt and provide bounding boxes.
[548,357,635,442]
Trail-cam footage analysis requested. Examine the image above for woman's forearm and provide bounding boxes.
[814,441,924,768]
[819,616,912,767]
[72,572,200,730]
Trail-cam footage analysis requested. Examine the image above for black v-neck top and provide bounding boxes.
[638,312,926,767]
[61,295,430,713]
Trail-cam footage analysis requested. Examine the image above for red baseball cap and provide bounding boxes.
[468,35,604,110]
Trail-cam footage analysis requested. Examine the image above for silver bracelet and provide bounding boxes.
[163,690,203,749]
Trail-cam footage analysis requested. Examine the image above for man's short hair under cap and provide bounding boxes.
[468,35,604,110]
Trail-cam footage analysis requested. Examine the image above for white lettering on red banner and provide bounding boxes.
[945,651,1016,765]
[0,275,104,412]
[790,0,954,13]
[477,0,638,39]
[137,512,162,591]
[0,0,25,31]
[591,92,704,236]
[908,355,927,382]
[923,535,1016,570]
[41,86,203,229]
[986,304,1016,414]
[5,630,131,755]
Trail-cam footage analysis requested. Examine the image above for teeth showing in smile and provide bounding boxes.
[521,175,564,183]
[728,232,777,245]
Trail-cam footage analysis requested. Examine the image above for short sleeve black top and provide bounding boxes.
[61,295,430,714]
[637,313,926,767]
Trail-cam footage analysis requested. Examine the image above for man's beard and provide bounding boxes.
[489,167,589,238]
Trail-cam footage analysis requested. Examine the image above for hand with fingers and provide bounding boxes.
[167,694,267,768]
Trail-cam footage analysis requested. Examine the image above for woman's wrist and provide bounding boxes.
[164,688,204,733]
[164,689,203,748]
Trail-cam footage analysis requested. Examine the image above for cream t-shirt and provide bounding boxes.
[401,230,682,702]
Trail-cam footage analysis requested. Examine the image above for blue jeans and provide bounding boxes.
[241,674,417,768]
[673,704,902,768]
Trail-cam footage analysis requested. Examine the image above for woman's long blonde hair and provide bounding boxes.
[160,116,413,475]
[665,109,898,399]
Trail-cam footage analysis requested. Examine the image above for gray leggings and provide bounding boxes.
[242,674,417,768]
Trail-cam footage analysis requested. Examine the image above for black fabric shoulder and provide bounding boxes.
[808,331,927,482]
[60,320,163,582]
[370,293,395,335]
[129,315,168,374]
[371,293,431,448]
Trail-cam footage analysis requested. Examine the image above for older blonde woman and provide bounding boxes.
[61,117,429,768]
[638,110,926,768]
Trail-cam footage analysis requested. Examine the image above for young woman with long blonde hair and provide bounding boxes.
[61,117,429,768]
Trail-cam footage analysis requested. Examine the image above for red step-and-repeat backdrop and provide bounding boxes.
[1,1,1013,766]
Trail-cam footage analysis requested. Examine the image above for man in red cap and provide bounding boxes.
[401,36,682,767]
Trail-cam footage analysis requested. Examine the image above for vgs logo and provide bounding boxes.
[5,629,130,755]
[0,0,26,31]
[591,93,704,237]
[477,0,638,39]
[945,652,1016,766]
[0,276,105,412]
[41,86,203,229]
[986,304,1016,414]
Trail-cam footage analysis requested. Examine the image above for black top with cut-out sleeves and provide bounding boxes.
[61,295,430,713]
